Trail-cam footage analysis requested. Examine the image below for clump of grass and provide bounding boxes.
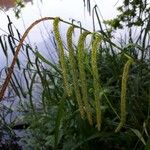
[1,15,150,149]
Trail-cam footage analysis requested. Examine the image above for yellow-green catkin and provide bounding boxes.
[77,31,93,125]
[53,17,71,96]
[115,58,133,132]
[67,26,85,118]
[91,34,102,131]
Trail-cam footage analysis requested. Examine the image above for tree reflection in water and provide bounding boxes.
[0,0,33,10]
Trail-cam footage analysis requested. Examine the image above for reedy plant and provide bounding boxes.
[115,56,133,132]
[1,15,150,149]
[91,33,102,130]
[67,26,84,118]
[77,31,93,125]
[53,17,71,97]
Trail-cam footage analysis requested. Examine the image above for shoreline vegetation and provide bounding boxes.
[0,0,150,149]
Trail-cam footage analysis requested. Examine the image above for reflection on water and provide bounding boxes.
[0,0,33,10]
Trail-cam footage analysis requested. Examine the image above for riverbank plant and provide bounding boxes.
[0,1,150,148]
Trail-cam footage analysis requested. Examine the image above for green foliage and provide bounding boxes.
[18,21,150,149]
[0,104,21,149]
[1,1,150,148]
[145,137,150,150]
[105,0,150,29]
[14,0,25,18]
